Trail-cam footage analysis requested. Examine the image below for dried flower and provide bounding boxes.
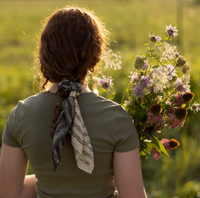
[134,55,146,70]
[183,92,194,103]
[150,103,162,115]
[176,55,187,67]
[182,64,190,74]
[165,24,178,37]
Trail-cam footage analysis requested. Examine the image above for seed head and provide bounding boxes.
[174,107,188,120]
[134,55,146,70]
[176,55,186,67]
[183,92,194,103]
[169,139,180,149]
[150,103,162,115]
[182,64,190,74]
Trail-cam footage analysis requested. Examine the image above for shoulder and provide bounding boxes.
[16,91,60,110]
[79,92,124,110]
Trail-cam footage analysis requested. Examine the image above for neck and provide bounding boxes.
[48,82,91,93]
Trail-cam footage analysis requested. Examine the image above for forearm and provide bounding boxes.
[20,174,36,198]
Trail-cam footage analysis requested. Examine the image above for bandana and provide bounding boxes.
[52,79,94,174]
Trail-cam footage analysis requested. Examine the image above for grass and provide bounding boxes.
[1,0,200,197]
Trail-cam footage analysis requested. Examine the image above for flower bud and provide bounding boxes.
[176,55,186,67]
[134,55,145,70]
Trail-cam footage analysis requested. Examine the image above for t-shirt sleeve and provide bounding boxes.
[2,106,21,147]
[114,106,139,152]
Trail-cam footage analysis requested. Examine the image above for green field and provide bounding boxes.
[0,0,200,197]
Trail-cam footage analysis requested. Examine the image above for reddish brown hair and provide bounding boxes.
[39,6,109,89]
[37,6,109,137]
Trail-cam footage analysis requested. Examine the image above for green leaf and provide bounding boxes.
[150,135,169,157]
[144,43,150,46]
[109,92,115,100]
[140,150,148,156]
[158,141,170,157]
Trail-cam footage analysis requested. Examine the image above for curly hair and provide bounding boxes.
[37,6,110,137]
[39,6,109,88]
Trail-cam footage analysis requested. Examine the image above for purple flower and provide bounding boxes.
[167,112,185,129]
[147,111,164,126]
[142,60,149,70]
[172,94,184,106]
[141,76,150,88]
[151,139,180,160]
[165,25,178,37]
[149,33,162,42]
[149,86,154,93]
[174,52,180,58]
[192,103,200,113]
[166,100,171,105]
[176,78,186,93]
[98,78,113,89]
[132,85,144,98]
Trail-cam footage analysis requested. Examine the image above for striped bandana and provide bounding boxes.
[52,79,94,174]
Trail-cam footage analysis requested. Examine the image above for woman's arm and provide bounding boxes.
[113,148,147,198]
[0,143,36,198]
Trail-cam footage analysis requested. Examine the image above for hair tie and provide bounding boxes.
[52,79,94,174]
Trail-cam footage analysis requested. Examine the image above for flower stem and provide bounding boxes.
[121,79,130,105]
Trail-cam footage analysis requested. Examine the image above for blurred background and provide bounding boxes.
[0,0,200,197]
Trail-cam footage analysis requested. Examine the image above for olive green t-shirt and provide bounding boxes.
[2,91,139,198]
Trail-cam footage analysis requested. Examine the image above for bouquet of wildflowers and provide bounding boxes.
[97,25,200,160]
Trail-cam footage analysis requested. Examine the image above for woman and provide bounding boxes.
[0,6,147,198]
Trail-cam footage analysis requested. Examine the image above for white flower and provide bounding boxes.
[161,42,178,61]
[130,72,139,83]
[181,74,191,91]
[150,66,170,93]
[102,49,122,70]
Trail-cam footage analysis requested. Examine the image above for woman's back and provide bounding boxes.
[3,91,138,197]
